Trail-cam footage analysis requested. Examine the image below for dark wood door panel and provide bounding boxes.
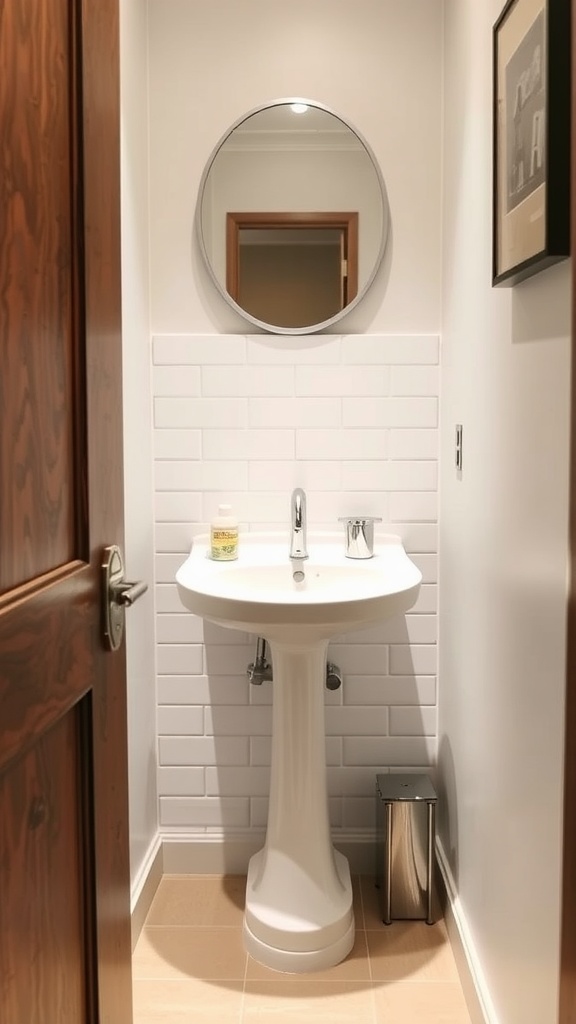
[0,564,95,774]
[0,0,79,594]
[0,0,132,1021]
[0,708,88,1024]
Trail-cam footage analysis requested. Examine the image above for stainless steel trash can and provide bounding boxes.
[375,773,438,925]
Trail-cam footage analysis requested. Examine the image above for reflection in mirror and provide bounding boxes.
[196,100,389,334]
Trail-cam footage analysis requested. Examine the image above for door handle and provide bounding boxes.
[102,545,148,651]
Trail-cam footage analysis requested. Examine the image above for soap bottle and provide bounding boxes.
[210,504,239,560]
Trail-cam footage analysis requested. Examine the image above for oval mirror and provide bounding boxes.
[196,99,389,335]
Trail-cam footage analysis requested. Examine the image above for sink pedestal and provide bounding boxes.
[243,638,354,973]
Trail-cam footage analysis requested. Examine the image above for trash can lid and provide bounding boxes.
[376,773,437,802]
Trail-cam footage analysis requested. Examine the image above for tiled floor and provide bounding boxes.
[133,874,473,1023]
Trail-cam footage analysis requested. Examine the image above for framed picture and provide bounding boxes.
[492,0,570,286]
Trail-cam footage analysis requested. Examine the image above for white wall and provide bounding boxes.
[439,3,570,1023]
[148,0,442,335]
[120,0,159,890]
[148,0,443,848]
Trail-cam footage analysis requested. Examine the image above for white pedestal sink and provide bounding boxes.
[176,531,421,973]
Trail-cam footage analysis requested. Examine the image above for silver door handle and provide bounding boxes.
[102,545,148,651]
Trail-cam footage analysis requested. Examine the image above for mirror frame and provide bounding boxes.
[195,98,390,335]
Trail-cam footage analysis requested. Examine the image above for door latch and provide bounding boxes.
[102,545,148,651]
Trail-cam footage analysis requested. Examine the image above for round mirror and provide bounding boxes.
[196,99,389,335]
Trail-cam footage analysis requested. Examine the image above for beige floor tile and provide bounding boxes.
[246,929,370,982]
[146,874,246,927]
[359,875,384,929]
[366,921,459,982]
[132,978,243,1023]
[373,980,472,1023]
[243,979,375,1022]
[133,926,247,981]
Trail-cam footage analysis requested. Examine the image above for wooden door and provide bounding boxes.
[0,1,132,1022]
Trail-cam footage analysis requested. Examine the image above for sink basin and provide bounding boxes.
[176,528,421,973]
[176,531,422,639]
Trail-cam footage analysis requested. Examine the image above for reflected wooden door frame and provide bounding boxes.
[226,211,359,312]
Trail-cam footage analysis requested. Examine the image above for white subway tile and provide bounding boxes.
[386,461,438,491]
[295,365,389,397]
[154,397,247,428]
[213,491,288,524]
[389,429,438,459]
[342,798,375,829]
[391,366,440,396]
[343,397,438,428]
[155,460,248,492]
[155,552,188,583]
[153,365,201,397]
[158,767,205,797]
[340,461,387,491]
[328,643,389,675]
[155,491,202,522]
[203,428,295,460]
[250,798,269,828]
[153,334,246,365]
[206,766,270,796]
[249,682,273,706]
[329,798,343,827]
[412,585,438,613]
[250,737,271,766]
[156,614,204,644]
[202,364,294,397]
[389,492,438,522]
[327,767,380,796]
[366,614,436,645]
[247,334,341,363]
[391,524,438,554]
[389,706,437,736]
[205,706,272,736]
[343,736,436,766]
[157,675,250,706]
[155,523,195,554]
[155,429,202,460]
[156,584,187,613]
[158,735,249,766]
[249,397,341,428]
[204,644,254,677]
[248,461,297,492]
[296,429,387,460]
[325,707,388,736]
[159,796,249,828]
[341,614,436,645]
[343,675,437,706]
[157,706,204,735]
[156,644,203,675]
[341,334,439,364]
[204,621,252,645]
[410,553,438,582]
[249,736,340,766]
[389,645,437,675]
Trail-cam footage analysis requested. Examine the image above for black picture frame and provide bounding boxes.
[492,0,570,287]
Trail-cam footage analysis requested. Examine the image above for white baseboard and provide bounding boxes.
[161,831,376,876]
[436,838,499,1024]
[130,833,163,950]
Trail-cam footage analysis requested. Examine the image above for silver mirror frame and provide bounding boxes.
[195,98,390,335]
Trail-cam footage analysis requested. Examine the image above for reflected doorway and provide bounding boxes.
[226,212,358,329]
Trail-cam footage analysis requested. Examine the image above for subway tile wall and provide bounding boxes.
[153,333,438,836]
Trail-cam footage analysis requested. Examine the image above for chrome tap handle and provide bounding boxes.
[338,516,382,559]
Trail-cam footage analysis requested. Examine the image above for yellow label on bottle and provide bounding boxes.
[211,528,238,560]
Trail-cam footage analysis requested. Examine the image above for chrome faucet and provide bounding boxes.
[289,487,308,561]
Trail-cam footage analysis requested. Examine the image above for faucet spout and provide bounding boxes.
[290,487,308,560]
